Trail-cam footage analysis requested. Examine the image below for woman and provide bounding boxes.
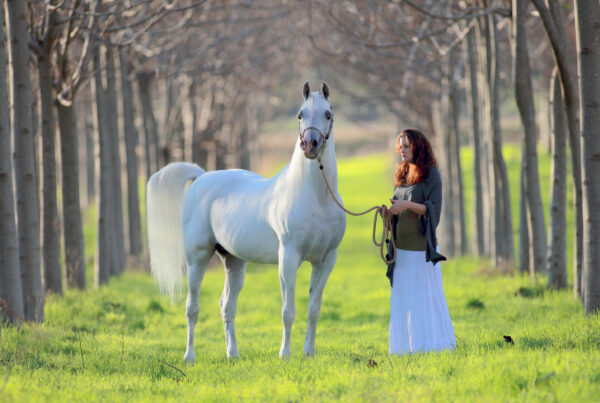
[386,129,455,355]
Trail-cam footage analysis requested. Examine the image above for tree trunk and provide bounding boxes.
[5,0,44,322]
[137,72,159,178]
[513,0,547,273]
[37,42,62,295]
[547,67,567,288]
[119,48,142,258]
[466,27,485,257]
[93,41,115,286]
[104,45,125,274]
[518,156,532,274]
[0,3,24,324]
[194,83,215,167]
[85,118,95,206]
[449,61,467,256]
[574,0,600,314]
[489,12,514,268]
[181,75,197,163]
[531,0,584,299]
[476,12,494,260]
[56,104,86,290]
[432,77,455,257]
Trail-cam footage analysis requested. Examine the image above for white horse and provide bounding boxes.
[146,82,346,362]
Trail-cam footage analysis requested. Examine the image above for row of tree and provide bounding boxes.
[0,0,302,335]
[0,0,598,340]
[304,0,599,314]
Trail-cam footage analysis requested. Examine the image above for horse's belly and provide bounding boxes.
[216,223,279,264]
[211,200,279,264]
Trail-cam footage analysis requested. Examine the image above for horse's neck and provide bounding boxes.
[287,136,338,201]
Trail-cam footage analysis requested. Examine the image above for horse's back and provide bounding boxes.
[183,169,280,263]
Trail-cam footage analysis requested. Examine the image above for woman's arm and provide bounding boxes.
[388,199,426,216]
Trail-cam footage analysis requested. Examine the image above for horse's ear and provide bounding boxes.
[322,82,330,100]
[303,81,310,99]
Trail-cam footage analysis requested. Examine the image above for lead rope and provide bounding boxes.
[317,157,397,265]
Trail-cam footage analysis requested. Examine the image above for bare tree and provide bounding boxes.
[5,0,44,322]
[104,44,126,274]
[513,0,547,275]
[547,67,567,288]
[466,27,485,257]
[35,3,62,294]
[574,0,600,314]
[531,0,584,299]
[120,47,142,258]
[137,71,160,179]
[0,3,24,324]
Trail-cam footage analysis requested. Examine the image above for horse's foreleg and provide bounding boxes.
[219,255,246,358]
[184,250,211,364]
[304,250,337,356]
[278,248,301,358]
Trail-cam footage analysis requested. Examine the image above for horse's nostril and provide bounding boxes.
[312,139,318,148]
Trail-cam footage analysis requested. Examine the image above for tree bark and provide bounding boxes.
[547,67,567,289]
[489,12,514,268]
[531,0,584,299]
[518,156,532,274]
[104,45,125,274]
[57,104,86,290]
[37,32,62,295]
[0,3,24,324]
[194,82,215,167]
[5,0,44,322]
[432,75,455,257]
[119,47,142,258]
[85,118,95,206]
[137,72,159,178]
[93,41,115,286]
[466,27,485,257]
[574,0,600,314]
[449,59,467,256]
[181,75,197,163]
[513,0,547,273]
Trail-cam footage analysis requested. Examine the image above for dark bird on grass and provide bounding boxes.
[503,335,514,345]
[367,359,378,368]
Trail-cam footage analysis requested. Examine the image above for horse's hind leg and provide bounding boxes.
[218,253,246,358]
[184,249,212,364]
[304,250,337,356]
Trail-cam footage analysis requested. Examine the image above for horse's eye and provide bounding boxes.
[325,111,331,120]
[297,111,302,120]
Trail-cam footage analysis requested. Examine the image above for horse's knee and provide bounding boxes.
[282,306,295,327]
[307,302,321,323]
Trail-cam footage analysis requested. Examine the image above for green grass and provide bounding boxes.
[1,153,599,402]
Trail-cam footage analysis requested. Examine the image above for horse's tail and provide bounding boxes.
[146,162,205,300]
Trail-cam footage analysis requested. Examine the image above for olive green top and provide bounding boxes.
[391,167,443,252]
[392,184,427,251]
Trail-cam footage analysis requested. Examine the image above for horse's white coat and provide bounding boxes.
[146,83,346,361]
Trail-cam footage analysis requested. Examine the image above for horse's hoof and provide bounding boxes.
[183,351,196,364]
[279,348,291,360]
[227,351,240,360]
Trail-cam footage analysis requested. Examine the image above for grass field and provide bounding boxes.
[1,152,599,402]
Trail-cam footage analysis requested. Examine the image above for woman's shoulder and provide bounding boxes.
[424,166,441,183]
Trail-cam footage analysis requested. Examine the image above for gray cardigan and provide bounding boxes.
[385,167,446,286]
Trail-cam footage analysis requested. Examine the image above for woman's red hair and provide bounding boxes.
[394,129,437,187]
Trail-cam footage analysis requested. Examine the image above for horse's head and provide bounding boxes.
[297,82,333,160]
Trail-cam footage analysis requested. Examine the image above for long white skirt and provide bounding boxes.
[389,248,455,355]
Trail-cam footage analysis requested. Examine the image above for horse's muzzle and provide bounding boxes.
[301,130,322,159]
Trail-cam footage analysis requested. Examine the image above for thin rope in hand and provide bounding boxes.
[317,158,397,265]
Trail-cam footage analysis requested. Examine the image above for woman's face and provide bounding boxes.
[396,135,413,163]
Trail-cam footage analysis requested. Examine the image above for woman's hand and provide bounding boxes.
[389,199,427,216]
[389,199,411,215]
